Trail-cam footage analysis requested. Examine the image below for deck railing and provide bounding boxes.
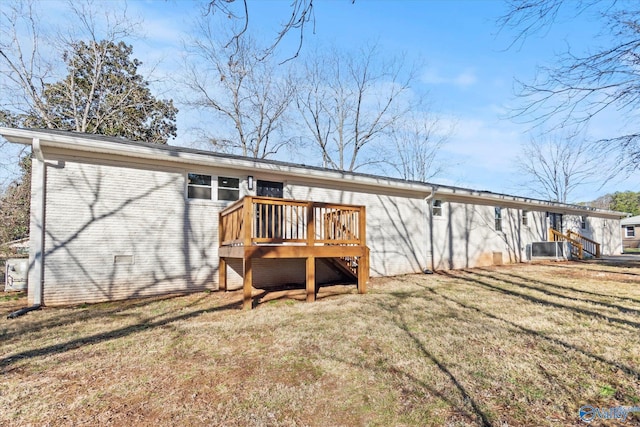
[219,196,366,247]
[567,230,601,258]
[548,228,602,259]
[549,228,584,259]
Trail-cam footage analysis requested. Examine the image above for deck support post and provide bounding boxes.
[243,257,253,310]
[220,196,370,308]
[357,208,368,295]
[219,257,227,292]
[357,248,369,294]
[306,256,315,302]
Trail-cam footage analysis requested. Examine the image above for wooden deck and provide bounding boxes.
[219,196,370,309]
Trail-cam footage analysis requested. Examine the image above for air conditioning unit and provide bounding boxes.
[527,242,571,261]
[5,257,28,292]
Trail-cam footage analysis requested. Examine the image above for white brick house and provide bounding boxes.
[0,128,626,306]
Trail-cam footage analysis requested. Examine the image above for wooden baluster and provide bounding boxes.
[307,202,315,246]
[243,197,252,246]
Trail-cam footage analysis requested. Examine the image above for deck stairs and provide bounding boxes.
[548,228,601,260]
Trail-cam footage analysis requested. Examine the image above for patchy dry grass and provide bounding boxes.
[1,259,639,426]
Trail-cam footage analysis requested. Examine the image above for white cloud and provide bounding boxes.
[428,113,530,194]
[421,67,477,88]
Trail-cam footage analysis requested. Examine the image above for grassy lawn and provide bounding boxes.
[1,260,639,426]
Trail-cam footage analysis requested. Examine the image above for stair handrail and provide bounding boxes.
[566,230,601,258]
[549,228,584,259]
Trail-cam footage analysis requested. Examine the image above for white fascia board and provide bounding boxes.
[0,127,431,194]
[436,188,626,218]
[0,127,36,145]
[0,127,626,219]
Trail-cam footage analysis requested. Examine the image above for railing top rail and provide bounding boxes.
[219,198,246,216]
[248,196,365,210]
[250,197,310,208]
[567,230,600,246]
[220,196,366,216]
[550,228,584,249]
[220,196,367,247]
[313,203,363,211]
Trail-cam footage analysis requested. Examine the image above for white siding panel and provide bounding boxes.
[285,181,428,277]
[430,203,550,269]
[588,217,622,255]
[39,156,624,305]
[43,161,222,305]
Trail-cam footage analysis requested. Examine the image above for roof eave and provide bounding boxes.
[0,127,628,219]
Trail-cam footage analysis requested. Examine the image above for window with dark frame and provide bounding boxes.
[495,207,502,231]
[187,173,212,200]
[521,210,529,226]
[580,216,587,230]
[218,177,240,201]
[626,226,636,238]
[432,199,443,217]
[187,174,240,201]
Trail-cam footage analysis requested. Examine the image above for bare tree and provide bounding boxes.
[206,0,354,62]
[0,0,176,243]
[388,112,451,182]
[515,131,598,203]
[0,0,56,128]
[296,44,414,172]
[183,21,296,159]
[586,193,613,210]
[499,1,640,174]
[0,156,30,245]
[0,0,143,129]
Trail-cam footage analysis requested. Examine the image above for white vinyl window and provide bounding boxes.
[626,226,636,238]
[580,216,587,230]
[187,173,212,200]
[217,177,240,201]
[187,173,240,201]
[432,199,443,217]
[495,207,502,232]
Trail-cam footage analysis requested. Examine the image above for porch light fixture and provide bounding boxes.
[248,175,254,190]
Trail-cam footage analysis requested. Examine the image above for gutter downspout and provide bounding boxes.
[424,186,437,273]
[27,137,45,308]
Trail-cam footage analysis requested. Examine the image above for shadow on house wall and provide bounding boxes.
[41,160,219,305]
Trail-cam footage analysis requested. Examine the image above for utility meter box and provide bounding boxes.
[5,257,28,292]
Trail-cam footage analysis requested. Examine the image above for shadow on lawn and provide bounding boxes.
[323,292,495,427]
[440,270,640,330]
[490,268,640,304]
[1,292,204,342]
[408,275,640,381]
[0,297,242,370]
[1,283,356,369]
[386,300,494,427]
[542,262,640,277]
[472,268,640,316]
[249,282,358,308]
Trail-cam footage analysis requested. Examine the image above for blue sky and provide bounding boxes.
[2,0,638,202]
